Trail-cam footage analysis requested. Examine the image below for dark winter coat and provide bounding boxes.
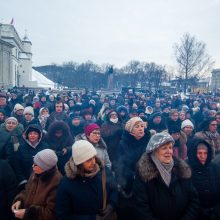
[14,124,49,183]
[22,117,42,130]
[56,158,118,220]
[0,159,17,220]
[13,167,62,220]
[148,119,167,133]
[101,119,123,166]
[133,153,199,220]
[45,121,73,175]
[115,130,151,196]
[188,139,220,219]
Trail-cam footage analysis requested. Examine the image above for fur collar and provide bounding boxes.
[65,157,103,179]
[137,153,191,182]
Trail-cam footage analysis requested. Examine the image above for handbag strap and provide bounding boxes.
[102,167,107,210]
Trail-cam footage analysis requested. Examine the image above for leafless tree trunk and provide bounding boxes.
[174,33,214,93]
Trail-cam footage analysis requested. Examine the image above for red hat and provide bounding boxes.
[84,123,100,136]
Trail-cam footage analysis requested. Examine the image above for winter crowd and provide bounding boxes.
[0,89,220,220]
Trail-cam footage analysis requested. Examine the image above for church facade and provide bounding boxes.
[0,23,37,88]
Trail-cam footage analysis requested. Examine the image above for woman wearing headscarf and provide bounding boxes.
[133,132,199,220]
[12,149,62,220]
[188,139,220,220]
[56,140,118,220]
[195,117,220,158]
[115,117,151,220]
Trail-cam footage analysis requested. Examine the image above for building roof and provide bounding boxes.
[32,69,55,89]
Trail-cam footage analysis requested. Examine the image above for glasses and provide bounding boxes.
[91,131,101,136]
[210,124,217,126]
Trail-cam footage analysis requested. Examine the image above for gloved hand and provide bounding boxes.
[100,204,114,220]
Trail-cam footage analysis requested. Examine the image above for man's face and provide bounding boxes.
[216,115,220,124]
[0,97,6,106]
[55,103,63,113]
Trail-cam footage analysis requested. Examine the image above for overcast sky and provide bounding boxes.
[1,0,220,70]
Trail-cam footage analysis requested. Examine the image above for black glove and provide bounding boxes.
[100,204,114,220]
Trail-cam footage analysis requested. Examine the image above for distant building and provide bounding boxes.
[211,69,220,92]
[0,23,37,88]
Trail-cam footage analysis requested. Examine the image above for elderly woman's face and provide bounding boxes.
[87,129,101,144]
[155,142,173,164]
[131,121,145,140]
[6,120,17,131]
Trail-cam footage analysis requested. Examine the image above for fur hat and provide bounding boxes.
[72,140,97,165]
[14,103,24,113]
[146,132,174,153]
[181,119,194,130]
[125,117,143,133]
[34,149,58,171]
[23,106,34,116]
[84,123,100,136]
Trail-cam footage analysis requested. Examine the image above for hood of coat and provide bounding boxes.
[188,138,212,168]
[47,120,73,142]
[65,156,103,179]
[137,152,191,182]
[22,124,43,146]
[75,133,107,149]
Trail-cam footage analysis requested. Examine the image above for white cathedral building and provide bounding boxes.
[0,23,55,89]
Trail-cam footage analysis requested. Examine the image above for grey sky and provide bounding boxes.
[1,0,220,70]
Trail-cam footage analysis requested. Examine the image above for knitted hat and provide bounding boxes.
[34,149,58,171]
[5,117,18,124]
[150,111,162,120]
[168,125,181,134]
[72,140,97,165]
[14,103,24,113]
[84,123,100,136]
[23,106,34,116]
[181,119,194,130]
[146,132,174,153]
[125,117,143,133]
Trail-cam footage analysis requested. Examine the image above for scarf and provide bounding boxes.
[84,163,100,178]
[151,153,174,187]
[205,131,218,139]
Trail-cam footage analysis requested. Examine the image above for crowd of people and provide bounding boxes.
[0,88,220,220]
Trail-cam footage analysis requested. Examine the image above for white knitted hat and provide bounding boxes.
[13,103,24,113]
[125,117,143,133]
[181,119,194,130]
[34,149,58,171]
[72,140,97,165]
[23,106,34,116]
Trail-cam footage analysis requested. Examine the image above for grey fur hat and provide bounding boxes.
[146,132,174,153]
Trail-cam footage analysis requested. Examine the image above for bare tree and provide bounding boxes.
[174,33,214,93]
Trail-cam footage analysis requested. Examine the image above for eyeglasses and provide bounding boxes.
[91,132,101,136]
[210,124,217,126]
